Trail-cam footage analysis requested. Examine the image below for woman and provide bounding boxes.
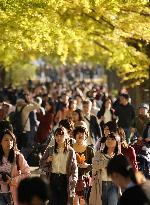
[97,98,116,132]
[72,109,84,127]
[40,127,78,205]
[89,133,119,205]
[36,98,55,144]
[0,127,30,205]
[73,126,94,205]
[95,121,118,151]
[118,127,138,171]
[66,99,77,120]
[107,154,150,205]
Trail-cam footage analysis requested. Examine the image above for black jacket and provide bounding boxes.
[115,103,135,129]
[119,183,150,205]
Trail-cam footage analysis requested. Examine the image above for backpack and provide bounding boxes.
[27,145,42,167]
[137,145,150,179]
[9,106,26,136]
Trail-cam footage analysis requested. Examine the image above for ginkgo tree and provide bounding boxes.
[0,0,150,86]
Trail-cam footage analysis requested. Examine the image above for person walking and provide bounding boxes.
[89,133,119,205]
[0,122,30,205]
[82,100,102,147]
[114,93,135,144]
[107,154,150,205]
[40,127,78,205]
[73,126,94,205]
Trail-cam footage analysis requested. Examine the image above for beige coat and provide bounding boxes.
[89,152,112,205]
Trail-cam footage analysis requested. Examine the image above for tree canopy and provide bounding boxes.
[0,0,150,86]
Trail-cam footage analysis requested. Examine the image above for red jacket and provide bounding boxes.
[36,110,54,143]
[121,145,138,171]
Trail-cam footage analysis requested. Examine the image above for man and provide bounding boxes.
[107,155,150,205]
[134,103,149,141]
[17,177,49,205]
[82,99,102,146]
[15,94,40,158]
[114,93,135,143]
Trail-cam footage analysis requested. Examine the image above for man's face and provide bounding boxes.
[120,96,127,105]
[139,107,148,115]
[82,103,91,114]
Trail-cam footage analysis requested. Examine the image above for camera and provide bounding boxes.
[0,172,11,182]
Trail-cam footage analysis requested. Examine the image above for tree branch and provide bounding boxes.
[121,8,150,17]
[93,40,110,52]
[84,13,114,30]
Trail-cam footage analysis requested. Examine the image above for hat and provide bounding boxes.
[139,103,149,110]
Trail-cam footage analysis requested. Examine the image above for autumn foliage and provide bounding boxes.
[0,0,150,85]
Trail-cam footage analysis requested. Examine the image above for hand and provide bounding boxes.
[78,163,89,168]
[46,156,53,163]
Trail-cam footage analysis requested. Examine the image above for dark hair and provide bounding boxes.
[0,129,16,165]
[59,119,74,133]
[82,100,92,106]
[107,154,137,184]
[0,120,13,132]
[120,93,129,100]
[100,97,112,113]
[104,121,118,133]
[75,94,82,100]
[103,133,119,155]
[73,126,88,139]
[17,177,49,203]
[47,98,55,113]
[54,127,68,154]
[73,109,84,121]
[97,98,114,121]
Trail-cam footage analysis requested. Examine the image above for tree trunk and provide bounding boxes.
[0,64,6,87]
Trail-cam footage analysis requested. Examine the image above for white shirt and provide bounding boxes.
[21,102,40,132]
[84,115,93,145]
[104,109,112,123]
[52,148,68,174]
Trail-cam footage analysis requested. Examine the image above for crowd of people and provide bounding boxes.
[0,79,150,205]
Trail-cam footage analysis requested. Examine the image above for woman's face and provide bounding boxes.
[72,111,80,122]
[76,132,86,144]
[105,99,111,109]
[104,126,110,137]
[55,133,66,145]
[1,134,14,151]
[106,136,117,149]
[70,100,77,110]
